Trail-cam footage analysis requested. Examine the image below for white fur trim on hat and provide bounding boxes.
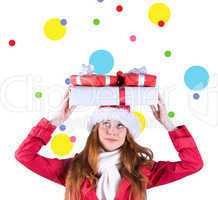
[87,107,141,138]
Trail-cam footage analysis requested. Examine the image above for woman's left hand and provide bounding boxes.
[150,93,177,131]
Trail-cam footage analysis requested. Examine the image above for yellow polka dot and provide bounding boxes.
[43,18,67,41]
[148,3,171,25]
[51,133,73,156]
[132,111,147,133]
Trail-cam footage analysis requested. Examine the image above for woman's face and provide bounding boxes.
[98,120,127,152]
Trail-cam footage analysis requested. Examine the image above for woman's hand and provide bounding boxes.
[150,93,176,131]
[50,87,77,126]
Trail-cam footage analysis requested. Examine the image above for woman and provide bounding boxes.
[15,88,204,200]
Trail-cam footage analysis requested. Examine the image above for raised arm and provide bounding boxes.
[145,93,204,188]
[146,125,203,189]
[15,118,71,186]
[15,87,77,186]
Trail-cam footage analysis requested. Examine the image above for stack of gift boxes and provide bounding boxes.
[69,70,158,107]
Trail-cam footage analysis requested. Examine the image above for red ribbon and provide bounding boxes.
[71,70,156,87]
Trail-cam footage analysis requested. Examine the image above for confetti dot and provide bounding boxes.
[164,50,172,57]
[35,91,42,98]
[59,124,66,131]
[130,35,136,42]
[168,111,175,118]
[65,78,71,85]
[148,3,171,27]
[184,66,209,91]
[89,50,114,74]
[51,133,73,156]
[93,18,100,25]
[60,19,67,26]
[9,40,16,47]
[193,93,200,99]
[158,20,165,27]
[70,136,77,142]
[132,111,147,132]
[116,5,123,12]
[43,18,67,41]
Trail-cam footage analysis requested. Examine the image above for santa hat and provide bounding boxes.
[87,105,141,139]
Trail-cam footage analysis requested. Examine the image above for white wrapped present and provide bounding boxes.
[69,86,158,106]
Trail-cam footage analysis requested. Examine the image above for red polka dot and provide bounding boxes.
[158,20,165,27]
[116,5,123,12]
[9,40,16,46]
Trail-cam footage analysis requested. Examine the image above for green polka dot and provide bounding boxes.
[35,91,42,98]
[168,111,175,118]
[93,18,100,25]
[164,50,172,57]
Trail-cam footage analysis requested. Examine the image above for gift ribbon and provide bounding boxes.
[105,76,110,86]
[119,86,126,106]
[74,65,149,86]
[116,70,147,86]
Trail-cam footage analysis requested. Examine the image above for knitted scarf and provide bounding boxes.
[96,148,121,200]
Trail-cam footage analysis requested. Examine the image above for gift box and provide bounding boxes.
[69,86,158,106]
[70,75,117,86]
[124,73,156,87]
[70,72,156,87]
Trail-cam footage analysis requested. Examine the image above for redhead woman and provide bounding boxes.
[15,88,204,200]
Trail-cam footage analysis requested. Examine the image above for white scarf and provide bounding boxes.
[96,148,121,200]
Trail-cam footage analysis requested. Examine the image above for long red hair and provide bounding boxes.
[64,123,154,200]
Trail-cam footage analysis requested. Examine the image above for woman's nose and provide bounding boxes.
[107,126,118,135]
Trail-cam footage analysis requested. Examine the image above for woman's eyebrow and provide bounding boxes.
[101,120,111,123]
[102,120,123,125]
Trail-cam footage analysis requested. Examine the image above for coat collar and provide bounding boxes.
[81,165,151,199]
[82,176,131,199]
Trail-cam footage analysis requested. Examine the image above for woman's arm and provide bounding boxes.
[15,118,72,186]
[15,87,77,186]
[146,124,204,189]
[145,93,204,188]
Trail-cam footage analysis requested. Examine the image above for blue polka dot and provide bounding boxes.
[61,19,67,26]
[59,124,66,131]
[89,50,114,74]
[184,66,209,91]
[193,93,200,99]
[65,78,70,85]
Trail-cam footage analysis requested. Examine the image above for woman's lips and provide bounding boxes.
[105,138,118,142]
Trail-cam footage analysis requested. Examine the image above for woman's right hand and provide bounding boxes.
[50,87,77,126]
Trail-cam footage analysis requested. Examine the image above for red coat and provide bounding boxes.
[15,118,204,200]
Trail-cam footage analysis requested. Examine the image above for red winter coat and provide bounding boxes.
[15,118,204,200]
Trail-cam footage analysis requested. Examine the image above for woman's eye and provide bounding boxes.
[102,121,124,129]
[118,124,124,128]
[103,122,110,126]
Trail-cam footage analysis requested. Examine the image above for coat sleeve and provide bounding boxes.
[146,125,204,189]
[14,118,72,186]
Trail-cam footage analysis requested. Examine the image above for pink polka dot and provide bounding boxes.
[130,35,136,42]
[70,136,77,142]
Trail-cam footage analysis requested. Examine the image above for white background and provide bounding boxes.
[0,0,217,199]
